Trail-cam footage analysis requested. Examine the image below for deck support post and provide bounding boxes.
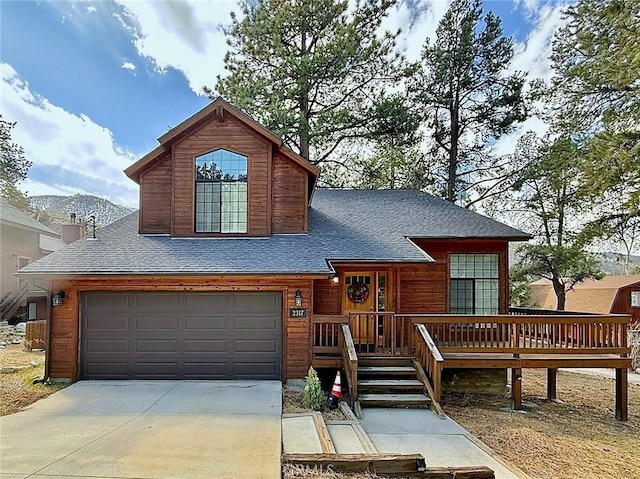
[511,368,522,410]
[615,367,628,422]
[546,368,557,400]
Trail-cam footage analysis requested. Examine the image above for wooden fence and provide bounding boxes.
[25,320,46,350]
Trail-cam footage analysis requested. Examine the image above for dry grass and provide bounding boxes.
[442,369,640,479]
[0,345,44,367]
[0,345,67,416]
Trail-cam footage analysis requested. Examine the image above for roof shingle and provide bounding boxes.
[19,189,530,276]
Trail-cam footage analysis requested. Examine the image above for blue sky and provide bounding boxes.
[1,0,568,207]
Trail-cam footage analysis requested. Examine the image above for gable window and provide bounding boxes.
[195,149,247,233]
[449,253,499,314]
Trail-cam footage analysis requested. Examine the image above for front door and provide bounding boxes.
[342,272,388,349]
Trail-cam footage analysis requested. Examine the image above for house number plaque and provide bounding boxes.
[289,308,307,319]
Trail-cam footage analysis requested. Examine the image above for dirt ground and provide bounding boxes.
[442,369,640,479]
[0,344,67,416]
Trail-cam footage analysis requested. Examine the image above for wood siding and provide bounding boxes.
[313,278,341,315]
[48,276,315,381]
[139,155,172,233]
[272,153,307,233]
[317,240,510,316]
[411,240,510,314]
[171,113,271,236]
[397,263,447,313]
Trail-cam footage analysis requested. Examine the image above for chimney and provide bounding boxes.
[62,213,86,244]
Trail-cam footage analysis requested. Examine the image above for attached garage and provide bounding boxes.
[80,291,282,380]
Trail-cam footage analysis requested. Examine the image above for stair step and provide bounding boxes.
[359,379,424,391]
[359,393,431,407]
[358,356,414,367]
[358,366,416,375]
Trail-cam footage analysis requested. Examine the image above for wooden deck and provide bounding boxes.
[312,311,632,421]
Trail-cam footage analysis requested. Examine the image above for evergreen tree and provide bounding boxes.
[415,0,527,204]
[506,133,604,310]
[210,0,409,164]
[0,115,32,210]
[552,0,640,226]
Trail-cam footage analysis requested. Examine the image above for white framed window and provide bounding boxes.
[631,291,640,308]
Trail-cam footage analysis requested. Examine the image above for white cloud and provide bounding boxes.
[1,63,139,207]
[114,0,238,96]
[121,61,136,71]
[509,2,568,81]
[385,0,451,62]
[491,2,570,157]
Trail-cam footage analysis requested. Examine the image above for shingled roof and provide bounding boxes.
[18,189,530,276]
[0,201,59,237]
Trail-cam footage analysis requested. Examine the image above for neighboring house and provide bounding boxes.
[0,201,66,322]
[530,275,640,325]
[18,98,530,381]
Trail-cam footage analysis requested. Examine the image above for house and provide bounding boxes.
[18,98,631,420]
[529,275,640,325]
[0,201,66,322]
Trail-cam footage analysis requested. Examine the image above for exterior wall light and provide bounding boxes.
[332,275,340,284]
[294,289,302,307]
[52,291,66,307]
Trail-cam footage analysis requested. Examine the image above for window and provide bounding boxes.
[450,254,499,314]
[195,149,247,233]
[631,291,640,308]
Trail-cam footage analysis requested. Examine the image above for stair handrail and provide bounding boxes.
[0,281,32,322]
[339,323,358,407]
[413,323,444,402]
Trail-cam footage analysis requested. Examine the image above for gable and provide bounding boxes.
[127,98,318,237]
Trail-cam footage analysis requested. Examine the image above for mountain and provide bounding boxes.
[29,194,135,231]
[598,252,640,275]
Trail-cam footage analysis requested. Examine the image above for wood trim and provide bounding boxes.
[171,143,177,235]
[124,145,167,182]
[267,143,273,235]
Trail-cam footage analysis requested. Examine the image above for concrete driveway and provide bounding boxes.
[0,381,282,479]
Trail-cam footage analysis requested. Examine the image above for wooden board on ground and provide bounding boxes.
[282,454,495,478]
[282,453,426,474]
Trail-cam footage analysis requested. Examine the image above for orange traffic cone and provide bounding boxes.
[327,371,342,409]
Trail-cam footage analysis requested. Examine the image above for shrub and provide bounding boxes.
[303,366,324,410]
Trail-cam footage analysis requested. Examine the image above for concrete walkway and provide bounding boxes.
[0,381,282,479]
[562,367,640,385]
[282,407,528,479]
[360,409,528,479]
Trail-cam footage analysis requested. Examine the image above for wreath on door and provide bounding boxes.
[347,283,370,303]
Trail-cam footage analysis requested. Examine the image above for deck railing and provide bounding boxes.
[312,315,346,361]
[339,324,358,406]
[399,314,630,355]
[411,323,444,401]
[312,313,631,366]
[348,312,412,355]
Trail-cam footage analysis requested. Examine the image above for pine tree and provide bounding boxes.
[416,0,527,204]
[210,0,409,165]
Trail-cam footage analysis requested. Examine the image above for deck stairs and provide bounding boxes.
[357,356,431,410]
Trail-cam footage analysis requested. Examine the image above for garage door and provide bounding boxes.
[81,292,282,380]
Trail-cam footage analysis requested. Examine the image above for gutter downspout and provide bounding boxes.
[31,282,51,384]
